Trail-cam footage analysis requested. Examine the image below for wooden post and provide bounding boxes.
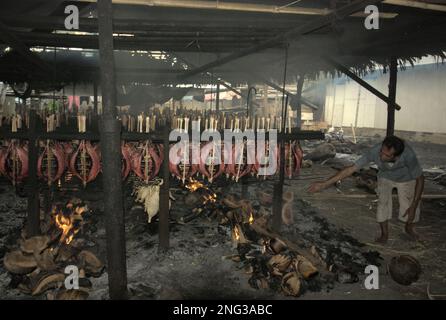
[272,95,288,231]
[272,135,286,231]
[295,76,304,130]
[93,81,98,115]
[215,83,220,112]
[159,123,170,251]
[26,109,40,237]
[97,0,128,300]
[386,57,398,136]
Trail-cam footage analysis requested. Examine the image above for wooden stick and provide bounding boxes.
[351,123,357,144]
[303,194,446,199]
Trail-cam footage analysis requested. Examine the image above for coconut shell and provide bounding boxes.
[223,195,242,209]
[282,191,294,202]
[282,272,301,296]
[3,250,37,274]
[388,255,422,286]
[55,289,89,300]
[281,203,294,225]
[268,254,292,273]
[269,238,287,254]
[293,255,318,279]
[78,250,104,276]
[20,236,50,254]
[34,248,58,271]
[55,244,78,263]
[31,272,65,296]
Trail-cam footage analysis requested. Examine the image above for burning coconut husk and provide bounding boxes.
[210,194,325,298]
[2,198,103,300]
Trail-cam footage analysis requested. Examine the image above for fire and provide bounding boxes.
[233,225,241,241]
[53,202,87,245]
[249,212,254,224]
[203,193,217,204]
[185,178,204,192]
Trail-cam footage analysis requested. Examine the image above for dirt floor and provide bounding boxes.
[0,136,445,300]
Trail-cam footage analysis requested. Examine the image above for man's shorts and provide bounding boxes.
[376,177,421,223]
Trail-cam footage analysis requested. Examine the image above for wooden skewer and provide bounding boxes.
[81,141,87,188]
[46,140,52,186]
[143,141,149,184]
[146,116,150,133]
[235,141,244,183]
[12,144,17,186]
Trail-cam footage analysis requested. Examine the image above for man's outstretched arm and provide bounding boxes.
[307,165,358,193]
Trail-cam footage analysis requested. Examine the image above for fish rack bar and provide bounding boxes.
[0,128,324,142]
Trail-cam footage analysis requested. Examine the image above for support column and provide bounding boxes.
[215,83,220,112]
[93,81,98,115]
[387,57,398,136]
[272,134,286,231]
[295,76,304,130]
[159,123,170,251]
[272,96,288,231]
[97,0,128,300]
[26,109,40,237]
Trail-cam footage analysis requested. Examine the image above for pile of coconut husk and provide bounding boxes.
[2,199,104,300]
[214,194,330,297]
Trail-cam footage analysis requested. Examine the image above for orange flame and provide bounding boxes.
[54,204,87,245]
[233,225,240,241]
[185,178,204,192]
[203,193,217,204]
[249,212,254,224]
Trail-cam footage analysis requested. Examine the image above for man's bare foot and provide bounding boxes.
[405,224,420,241]
[375,235,388,244]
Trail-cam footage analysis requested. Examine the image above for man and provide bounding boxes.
[308,136,424,244]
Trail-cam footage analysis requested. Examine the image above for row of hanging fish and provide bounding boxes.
[0,139,303,186]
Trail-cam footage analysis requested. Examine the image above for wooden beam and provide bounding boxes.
[295,76,305,130]
[97,0,128,300]
[26,109,40,237]
[159,123,170,251]
[253,74,318,110]
[178,0,385,80]
[384,0,446,12]
[3,31,256,51]
[387,57,398,136]
[324,56,402,111]
[0,14,309,32]
[171,53,262,107]
[81,0,397,18]
[215,83,220,112]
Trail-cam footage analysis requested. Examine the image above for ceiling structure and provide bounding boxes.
[0,0,445,92]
